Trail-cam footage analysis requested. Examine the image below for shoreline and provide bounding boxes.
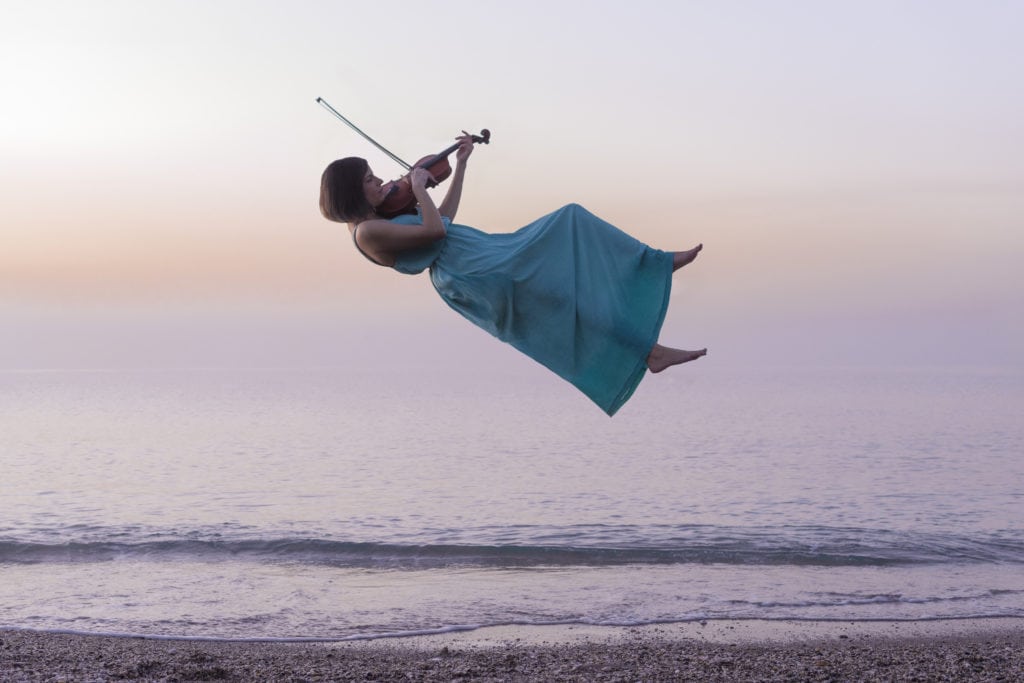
[3,618,1023,681]
[406,616,1024,647]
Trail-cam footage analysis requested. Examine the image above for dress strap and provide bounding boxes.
[351,224,387,267]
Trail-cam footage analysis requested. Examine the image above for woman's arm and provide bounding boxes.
[356,168,447,262]
[437,133,474,220]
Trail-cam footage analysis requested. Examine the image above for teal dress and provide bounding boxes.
[386,204,673,416]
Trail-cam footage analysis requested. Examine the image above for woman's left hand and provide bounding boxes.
[454,131,475,164]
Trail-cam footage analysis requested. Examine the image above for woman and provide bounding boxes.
[319,135,706,415]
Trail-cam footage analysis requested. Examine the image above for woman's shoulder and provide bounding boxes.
[352,217,407,244]
[354,217,398,231]
[358,214,426,231]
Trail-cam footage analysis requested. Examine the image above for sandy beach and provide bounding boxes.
[2,619,1022,681]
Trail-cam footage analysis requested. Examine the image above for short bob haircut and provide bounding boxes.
[320,157,372,223]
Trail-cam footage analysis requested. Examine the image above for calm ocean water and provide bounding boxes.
[1,364,1022,640]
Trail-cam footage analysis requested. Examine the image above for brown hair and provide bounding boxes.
[319,157,372,222]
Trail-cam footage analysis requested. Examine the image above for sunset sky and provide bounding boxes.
[2,0,1022,371]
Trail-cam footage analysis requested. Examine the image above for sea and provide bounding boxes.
[1,363,1022,641]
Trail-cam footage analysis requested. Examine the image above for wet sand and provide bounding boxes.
[2,619,1023,681]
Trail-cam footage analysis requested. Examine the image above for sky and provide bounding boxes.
[2,0,1022,372]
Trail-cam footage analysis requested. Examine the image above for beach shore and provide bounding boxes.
[2,619,1022,681]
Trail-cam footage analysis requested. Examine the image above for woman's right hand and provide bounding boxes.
[409,167,435,191]
[407,166,446,238]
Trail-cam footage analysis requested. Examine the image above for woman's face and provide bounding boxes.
[362,167,387,208]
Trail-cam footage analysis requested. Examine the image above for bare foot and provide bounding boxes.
[672,244,703,272]
[646,345,707,373]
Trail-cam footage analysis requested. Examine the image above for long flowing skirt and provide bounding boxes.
[391,204,673,415]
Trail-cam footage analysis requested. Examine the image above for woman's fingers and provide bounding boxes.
[410,166,435,188]
[455,131,474,161]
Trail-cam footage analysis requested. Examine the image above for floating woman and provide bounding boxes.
[319,134,706,416]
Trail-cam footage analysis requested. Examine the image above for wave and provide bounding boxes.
[2,524,1022,568]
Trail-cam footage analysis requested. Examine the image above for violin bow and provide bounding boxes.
[316,97,412,171]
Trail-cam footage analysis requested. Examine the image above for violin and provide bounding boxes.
[377,130,490,218]
[315,97,491,219]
